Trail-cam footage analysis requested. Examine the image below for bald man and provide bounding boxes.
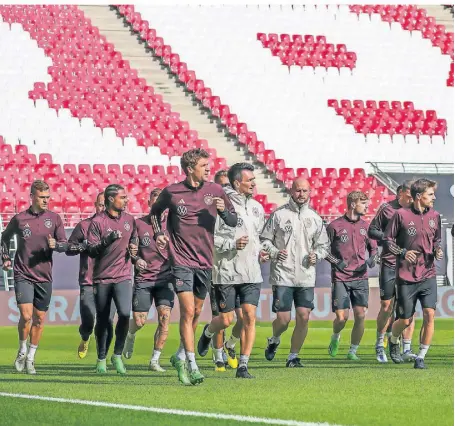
[261,178,329,367]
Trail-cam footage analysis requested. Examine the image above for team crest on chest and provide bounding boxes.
[124,221,131,231]
[304,218,312,228]
[177,205,187,217]
[204,194,214,206]
[44,218,52,229]
[360,228,367,236]
[408,227,417,236]
[142,231,151,247]
[340,234,349,243]
[429,219,435,229]
[237,217,244,228]
[252,207,259,217]
[22,223,31,238]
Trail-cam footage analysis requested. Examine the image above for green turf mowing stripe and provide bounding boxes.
[0,392,344,426]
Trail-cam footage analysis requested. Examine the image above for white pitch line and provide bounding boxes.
[0,392,343,426]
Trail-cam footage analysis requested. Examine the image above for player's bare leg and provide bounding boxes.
[329,309,349,357]
[15,303,33,372]
[265,311,290,361]
[171,292,202,385]
[375,298,394,363]
[201,311,235,371]
[237,304,256,378]
[347,306,366,360]
[287,307,310,367]
[123,312,147,359]
[413,308,434,369]
[401,314,417,361]
[26,308,47,374]
[150,306,171,371]
[389,317,412,363]
[225,308,243,368]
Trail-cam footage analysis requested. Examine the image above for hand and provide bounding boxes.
[2,260,12,271]
[104,230,122,246]
[308,252,317,266]
[259,250,270,263]
[435,247,443,261]
[47,234,56,249]
[156,234,169,250]
[129,243,138,257]
[277,249,288,262]
[404,250,420,264]
[135,259,147,271]
[236,235,249,250]
[213,197,225,212]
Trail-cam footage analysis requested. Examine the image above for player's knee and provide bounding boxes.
[354,310,366,321]
[220,314,233,329]
[193,306,202,319]
[158,309,171,330]
[32,313,45,328]
[134,315,146,328]
[20,312,33,324]
[335,312,348,323]
[242,309,256,326]
[297,311,310,324]
[423,309,435,323]
[381,300,392,313]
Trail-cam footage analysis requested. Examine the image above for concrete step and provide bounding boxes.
[78,5,289,207]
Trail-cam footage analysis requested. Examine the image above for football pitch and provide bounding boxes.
[0,319,452,426]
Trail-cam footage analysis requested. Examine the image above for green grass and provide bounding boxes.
[0,320,453,426]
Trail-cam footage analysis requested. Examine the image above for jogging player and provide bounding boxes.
[87,184,138,375]
[151,148,237,385]
[368,181,417,363]
[67,192,116,359]
[326,191,379,360]
[123,188,174,372]
[261,177,330,367]
[1,180,68,374]
[197,163,267,378]
[385,179,442,369]
[209,169,244,371]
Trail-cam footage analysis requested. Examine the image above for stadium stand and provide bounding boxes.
[0,4,453,226]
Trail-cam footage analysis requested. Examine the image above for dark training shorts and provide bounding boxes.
[14,279,52,312]
[396,277,437,319]
[214,282,261,313]
[210,283,240,317]
[171,265,211,300]
[272,286,315,313]
[379,264,396,301]
[132,281,175,312]
[332,279,369,312]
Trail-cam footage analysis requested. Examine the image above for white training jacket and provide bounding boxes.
[212,186,265,285]
[260,198,329,287]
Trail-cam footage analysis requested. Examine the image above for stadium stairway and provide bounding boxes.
[79,5,287,207]
[424,5,454,32]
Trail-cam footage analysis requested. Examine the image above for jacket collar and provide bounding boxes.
[410,204,430,215]
[183,179,204,191]
[289,197,309,213]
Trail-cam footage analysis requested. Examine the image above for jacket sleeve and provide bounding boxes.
[1,215,18,263]
[214,217,236,253]
[433,214,442,252]
[151,188,171,239]
[324,224,344,267]
[66,222,85,256]
[312,220,330,261]
[217,190,237,227]
[368,204,386,242]
[50,215,68,253]
[260,212,280,259]
[86,220,105,258]
[383,211,405,256]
